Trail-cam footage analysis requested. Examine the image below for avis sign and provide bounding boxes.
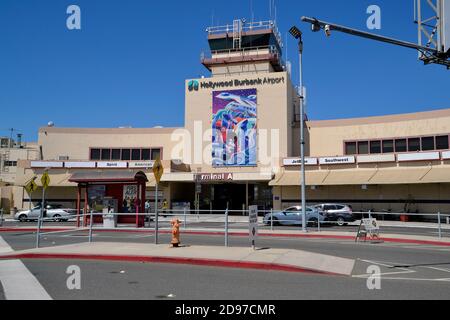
[249,205,258,248]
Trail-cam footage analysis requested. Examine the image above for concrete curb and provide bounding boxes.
[0,252,339,276]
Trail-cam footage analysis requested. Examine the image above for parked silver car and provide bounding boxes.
[14,204,76,222]
[313,204,355,226]
[263,206,324,226]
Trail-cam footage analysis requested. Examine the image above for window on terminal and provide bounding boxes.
[151,148,161,160]
[395,139,407,152]
[141,149,151,160]
[345,142,357,155]
[101,149,111,160]
[121,149,131,161]
[131,149,141,160]
[382,140,394,153]
[436,135,449,150]
[358,141,369,154]
[421,137,435,151]
[408,138,421,152]
[111,149,121,160]
[370,141,381,154]
[90,148,100,160]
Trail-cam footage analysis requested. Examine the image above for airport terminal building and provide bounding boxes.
[8,20,450,218]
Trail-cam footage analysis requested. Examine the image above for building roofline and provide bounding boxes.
[307,108,450,128]
[38,127,182,135]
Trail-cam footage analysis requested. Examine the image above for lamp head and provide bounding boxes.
[289,26,302,39]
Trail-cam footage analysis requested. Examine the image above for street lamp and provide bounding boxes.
[289,26,307,232]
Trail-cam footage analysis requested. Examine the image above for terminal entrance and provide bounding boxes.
[198,183,272,212]
[169,182,273,213]
[210,183,247,211]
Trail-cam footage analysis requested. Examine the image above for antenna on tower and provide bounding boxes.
[250,0,254,25]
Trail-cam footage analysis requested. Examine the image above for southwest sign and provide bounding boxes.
[195,173,234,182]
[319,156,356,165]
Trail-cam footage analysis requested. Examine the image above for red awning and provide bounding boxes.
[69,170,148,183]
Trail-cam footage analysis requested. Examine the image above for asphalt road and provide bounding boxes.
[14,259,450,300]
[1,230,450,299]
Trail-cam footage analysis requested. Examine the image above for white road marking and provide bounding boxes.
[0,236,14,254]
[0,236,52,300]
[425,266,450,273]
[370,277,450,282]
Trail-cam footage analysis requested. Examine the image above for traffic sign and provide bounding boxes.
[249,205,258,248]
[152,157,164,184]
[25,178,38,194]
[41,172,50,190]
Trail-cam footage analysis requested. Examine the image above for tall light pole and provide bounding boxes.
[289,26,307,232]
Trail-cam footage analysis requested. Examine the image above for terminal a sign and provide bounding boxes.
[193,76,285,91]
[195,173,234,182]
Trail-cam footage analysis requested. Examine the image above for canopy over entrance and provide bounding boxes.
[69,170,148,184]
[69,170,148,228]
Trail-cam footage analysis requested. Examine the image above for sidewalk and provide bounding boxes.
[0,242,355,276]
[1,225,450,247]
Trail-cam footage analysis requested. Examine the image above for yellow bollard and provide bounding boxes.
[171,218,181,247]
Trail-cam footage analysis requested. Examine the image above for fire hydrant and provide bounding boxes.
[171,218,181,247]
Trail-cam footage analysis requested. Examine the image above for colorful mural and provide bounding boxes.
[212,89,257,166]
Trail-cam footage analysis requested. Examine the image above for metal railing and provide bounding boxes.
[26,209,450,249]
[206,20,282,46]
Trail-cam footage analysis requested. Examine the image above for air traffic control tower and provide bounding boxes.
[184,18,300,192]
[201,20,286,76]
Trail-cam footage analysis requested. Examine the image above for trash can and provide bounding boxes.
[103,213,117,228]
[400,214,409,222]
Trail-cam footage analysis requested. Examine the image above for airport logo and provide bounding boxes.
[188,80,199,92]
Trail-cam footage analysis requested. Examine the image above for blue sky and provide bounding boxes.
[0,0,449,142]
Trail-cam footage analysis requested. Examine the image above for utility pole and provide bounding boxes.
[289,26,307,232]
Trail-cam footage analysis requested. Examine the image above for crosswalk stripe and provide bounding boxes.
[0,236,52,300]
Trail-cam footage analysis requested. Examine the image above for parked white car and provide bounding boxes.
[14,204,77,222]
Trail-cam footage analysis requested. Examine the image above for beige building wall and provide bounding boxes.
[184,72,296,174]
[37,127,180,161]
[0,143,39,183]
[307,108,450,157]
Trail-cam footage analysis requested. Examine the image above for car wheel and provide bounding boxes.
[337,216,346,226]
[53,214,62,222]
[271,217,280,226]
[308,217,318,227]
[19,214,27,222]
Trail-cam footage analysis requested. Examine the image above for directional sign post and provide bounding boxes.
[152,157,164,244]
[249,205,258,250]
[36,171,50,248]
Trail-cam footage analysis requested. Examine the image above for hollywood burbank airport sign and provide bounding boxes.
[189,75,285,92]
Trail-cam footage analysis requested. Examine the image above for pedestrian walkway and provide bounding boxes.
[0,242,356,276]
[1,224,450,246]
